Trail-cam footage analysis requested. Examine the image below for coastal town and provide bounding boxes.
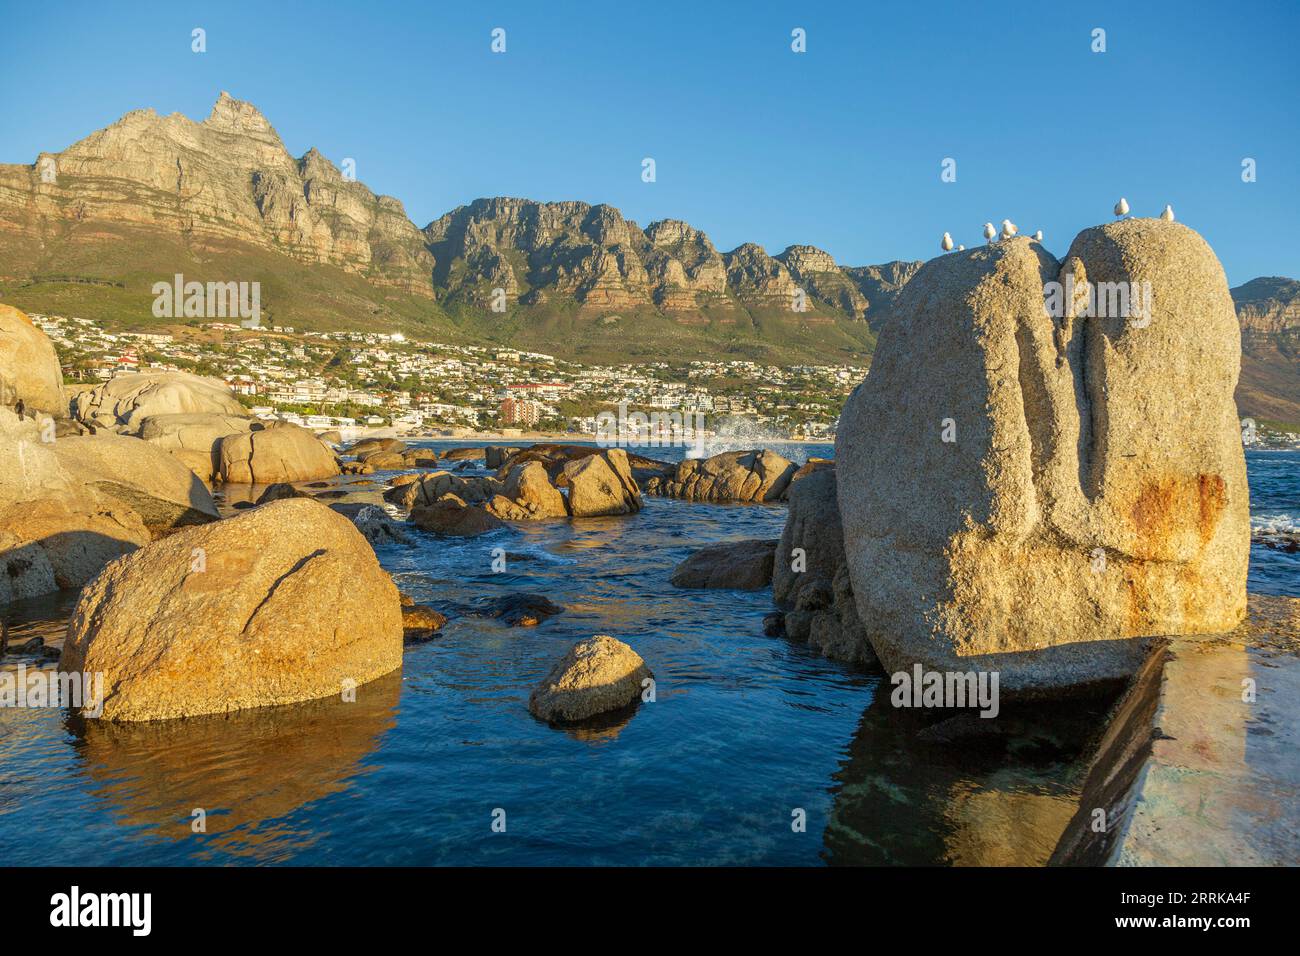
[28,312,864,441]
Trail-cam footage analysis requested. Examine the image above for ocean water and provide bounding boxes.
[0,444,1293,866]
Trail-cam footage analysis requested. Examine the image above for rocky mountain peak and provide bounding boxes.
[204,91,280,142]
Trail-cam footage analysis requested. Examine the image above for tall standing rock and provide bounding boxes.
[836,222,1249,696]
[0,304,65,415]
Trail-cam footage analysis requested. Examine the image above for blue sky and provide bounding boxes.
[1,0,1296,284]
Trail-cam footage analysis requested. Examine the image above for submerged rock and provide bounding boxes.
[836,221,1249,695]
[480,592,564,627]
[255,482,312,504]
[670,539,776,590]
[59,499,404,721]
[528,635,653,723]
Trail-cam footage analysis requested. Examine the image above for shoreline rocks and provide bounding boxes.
[560,449,642,516]
[136,412,257,484]
[59,499,403,721]
[644,449,797,503]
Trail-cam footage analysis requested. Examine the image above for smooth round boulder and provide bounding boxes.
[217,421,341,484]
[60,499,403,721]
[72,371,248,431]
[528,635,653,723]
[0,304,65,416]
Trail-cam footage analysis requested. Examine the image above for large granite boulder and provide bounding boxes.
[136,412,257,482]
[217,421,341,484]
[644,449,797,503]
[59,499,404,721]
[497,461,568,518]
[72,371,248,431]
[0,304,65,416]
[49,432,219,535]
[836,222,1249,696]
[670,539,776,590]
[560,449,642,516]
[528,636,653,723]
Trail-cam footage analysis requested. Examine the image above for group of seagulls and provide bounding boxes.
[1111,198,1177,222]
[940,201,1176,253]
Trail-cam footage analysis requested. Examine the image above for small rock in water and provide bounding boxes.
[256,482,311,505]
[670,539,776,590]
[402,605,448,644]
[762,611,786,637]
[528,635,653,723]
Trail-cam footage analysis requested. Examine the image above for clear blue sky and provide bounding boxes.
[1,0,1296,285]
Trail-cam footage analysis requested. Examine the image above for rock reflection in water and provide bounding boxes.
[822,692,1111,866]
[64,671,400,862]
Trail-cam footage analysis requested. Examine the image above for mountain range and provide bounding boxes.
[0,92,1295,424]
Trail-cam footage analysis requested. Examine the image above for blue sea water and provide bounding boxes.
[0,444,1294,865]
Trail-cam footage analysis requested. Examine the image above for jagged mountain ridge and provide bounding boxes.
[1229,277,1300,425]
[0,93,917,326]
[0,92,1294,421]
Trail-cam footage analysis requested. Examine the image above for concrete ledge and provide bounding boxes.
[1051,594,1300,866]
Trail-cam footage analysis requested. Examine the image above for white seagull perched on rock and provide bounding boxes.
[1000,219,1018,239]
[983,222,996,244]
[957,244,965,251]
[941,232,954,252]
[1114,197,1130,217]
[1160,204,1175,221]
[1033,230,1043,242]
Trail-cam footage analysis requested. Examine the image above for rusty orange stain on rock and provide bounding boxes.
[1128,473,1228,561]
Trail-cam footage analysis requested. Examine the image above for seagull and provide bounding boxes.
[957,244,965,251]
[1000,219,1018,239]
[1160,204,1175,222]
[1033,230,1043,242]
[983,222,996,244]
[941,232,954,252]
[1114,197,1130,217]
